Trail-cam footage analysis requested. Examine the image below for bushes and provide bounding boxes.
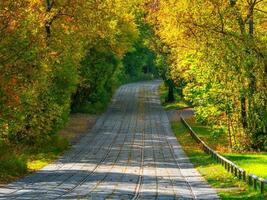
[0,1,80,145]
[0,135,69,183]
[0,0,155,182]
[0,0,141,146]
[0,46,78,145]
[123,42,157,81]
[0,141,27,182]
[71,45,120,113]
[146,0,267,150]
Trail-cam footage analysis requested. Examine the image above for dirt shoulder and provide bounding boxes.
[59,113,98,144]
[166,107,194,122]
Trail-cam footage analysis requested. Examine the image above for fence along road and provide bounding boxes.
[0,80,219,199]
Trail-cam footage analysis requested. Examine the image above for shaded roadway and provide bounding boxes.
[0,81,219,200]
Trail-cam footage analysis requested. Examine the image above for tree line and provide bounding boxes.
[0,0,266,151]
[0,0,157,146]
[145,0,267,150]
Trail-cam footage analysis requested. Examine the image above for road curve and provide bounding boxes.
[0,80,219,200]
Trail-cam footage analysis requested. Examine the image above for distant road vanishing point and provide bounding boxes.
[0,80,219,200]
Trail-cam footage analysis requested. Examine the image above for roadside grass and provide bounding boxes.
[188,118,267,179]
[58,113,97,142]
[0,113,97,184]
[186,118,229,151]
[224,153,267,179]
[0,136,68,184]
[0,143,27,184]
[171,122,267,199]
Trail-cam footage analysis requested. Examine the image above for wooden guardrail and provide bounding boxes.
[180,116,267,194]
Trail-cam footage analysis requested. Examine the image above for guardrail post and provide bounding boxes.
[253,178,257,190]
[248,174,253,185]
[243,171,246,181]
[258,178,267,194]
[234,167,238,177]
[238,169,242,179]
[260,180,264,194]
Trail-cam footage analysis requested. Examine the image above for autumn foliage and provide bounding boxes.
[0,0,145,144]
[0,0,266,151]
[146,0,267,150]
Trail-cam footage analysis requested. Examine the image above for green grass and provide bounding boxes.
[0,113,98,184]
[187,119,267,179]
[223,153,267,179]
[0,143,27,183]
[0,136,69,184]
[158,83,190,110]
[163,100,190,110]
[188,119,229,151]
[171,121,267,199]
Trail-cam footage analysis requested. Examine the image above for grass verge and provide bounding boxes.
[0,113,97,184]
[171,121,267,199]
[187,118,267,179]
[0,136,68,184]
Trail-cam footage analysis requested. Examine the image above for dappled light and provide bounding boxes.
[0,0,266,199]
[0,81,218,199]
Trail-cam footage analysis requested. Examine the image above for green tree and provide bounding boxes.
[145,0,267,150]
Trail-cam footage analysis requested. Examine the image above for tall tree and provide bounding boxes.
[145,0,267,150]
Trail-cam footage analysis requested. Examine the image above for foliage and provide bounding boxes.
[0,0,81,144]
[0,135,68,183]
[0,0,141,144]
[159,83,190,110]
[123,42,157,81]
[71,45,120,112]
[122,13,158,82]
[160,84,267,182]
[142,8,177,103]
[146,0,267,150]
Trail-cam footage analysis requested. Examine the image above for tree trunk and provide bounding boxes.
[166,80,175,102]
[227,115,233,149]
[45,0,54,38]
[240,94,247,129]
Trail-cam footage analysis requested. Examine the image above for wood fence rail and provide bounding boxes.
[180,116,267,194]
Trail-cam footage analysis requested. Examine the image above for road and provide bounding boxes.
[0,81,219,199]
